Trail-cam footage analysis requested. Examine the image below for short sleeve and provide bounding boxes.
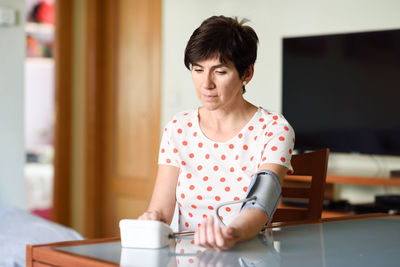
[260,114,295,173]
[158,121,180,167]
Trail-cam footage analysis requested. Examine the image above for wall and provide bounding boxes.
[162,0,400,203]
[0,0,26,209]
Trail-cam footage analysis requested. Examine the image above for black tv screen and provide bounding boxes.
[282,29,400,156]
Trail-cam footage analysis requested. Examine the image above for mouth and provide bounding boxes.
[203,94,217,100]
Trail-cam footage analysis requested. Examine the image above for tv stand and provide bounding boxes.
[390,170,400,178]
[287,174,400,187]
[326,174,400,187]
[285,174,400,219]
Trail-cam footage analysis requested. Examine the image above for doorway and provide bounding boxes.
[24,0,56,220]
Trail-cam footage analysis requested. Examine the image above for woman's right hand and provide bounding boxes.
[138,210,164,222]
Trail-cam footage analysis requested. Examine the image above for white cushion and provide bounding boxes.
[0,206,83,267]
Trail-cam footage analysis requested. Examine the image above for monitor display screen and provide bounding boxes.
[282,29,400,156]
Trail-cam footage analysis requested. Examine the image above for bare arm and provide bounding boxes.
[195,163,287,250]
[138,164,180,225]
[227,163,287,241]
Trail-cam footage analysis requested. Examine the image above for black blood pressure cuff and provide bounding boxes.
[241,170,282,222]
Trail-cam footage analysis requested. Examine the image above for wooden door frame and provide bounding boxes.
[84,0,114,238]
[52,0,115,234]
[52,0,73,227]
[83,0,162,238]
[52,0,162,237]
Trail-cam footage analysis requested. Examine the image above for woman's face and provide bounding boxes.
[191,57,246,111]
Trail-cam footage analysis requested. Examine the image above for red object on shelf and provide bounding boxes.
[34,1,55,24]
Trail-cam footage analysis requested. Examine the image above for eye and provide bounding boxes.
[215,70,226,75]
[193,68,203,73]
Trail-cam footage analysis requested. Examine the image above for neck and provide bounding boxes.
[205,99,251,120]
[199,100,257,142]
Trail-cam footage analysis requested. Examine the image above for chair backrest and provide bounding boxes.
[271,148,330,224]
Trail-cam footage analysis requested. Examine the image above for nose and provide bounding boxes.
[202,72,215,89]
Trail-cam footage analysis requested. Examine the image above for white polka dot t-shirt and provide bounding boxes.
[158,107,295,231]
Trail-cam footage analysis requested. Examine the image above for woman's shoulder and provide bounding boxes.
[165,108,197,127]
[258,107,290,124]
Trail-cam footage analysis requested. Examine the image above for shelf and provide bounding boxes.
[286,174,400,187]
[25,57,54,63]
[26,57,54,62]
[25,22,54,36]
[327,174,400,187]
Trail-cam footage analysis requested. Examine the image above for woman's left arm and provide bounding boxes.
[194,163,287,250]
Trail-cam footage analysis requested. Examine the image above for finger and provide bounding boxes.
[139,211,160,221]
[214,220,225,249]
[138,212,150,220]
[206,216,216,247]
[199,219,210,248]
[149,212,160,221]
[142,212,152,220]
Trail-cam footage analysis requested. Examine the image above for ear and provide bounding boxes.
[242,64,254,84]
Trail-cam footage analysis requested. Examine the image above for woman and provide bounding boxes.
[139,15,295,250]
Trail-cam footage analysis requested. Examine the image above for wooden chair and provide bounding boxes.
[271,148,330,225]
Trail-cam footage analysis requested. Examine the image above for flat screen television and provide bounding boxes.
[282,29,400,156]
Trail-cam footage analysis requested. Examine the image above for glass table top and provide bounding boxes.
[57,216,400,266]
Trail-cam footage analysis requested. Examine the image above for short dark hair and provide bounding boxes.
[184,16,259,93]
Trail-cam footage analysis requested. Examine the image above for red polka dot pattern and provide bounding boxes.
[158,108,295,231]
